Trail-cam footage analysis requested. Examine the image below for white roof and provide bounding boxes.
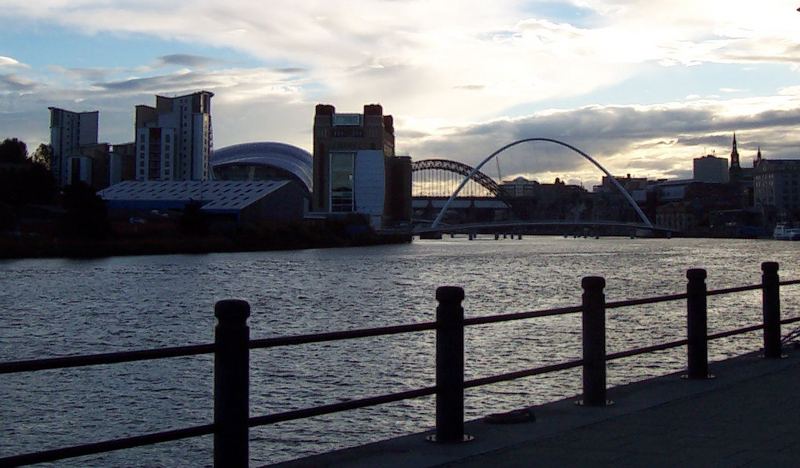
[99,180,289,211]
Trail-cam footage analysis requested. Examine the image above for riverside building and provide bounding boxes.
[48,107,136,189]
[753,158,800,219]
[693,154,729,184]
[48,107,99,187]
[135,91,214,182]
[312,103,411,228]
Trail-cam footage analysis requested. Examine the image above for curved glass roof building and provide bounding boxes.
[211,142,312,193]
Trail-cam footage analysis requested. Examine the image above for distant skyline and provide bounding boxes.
[1,0,799,185]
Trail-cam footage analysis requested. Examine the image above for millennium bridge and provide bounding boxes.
[411,138,675,237]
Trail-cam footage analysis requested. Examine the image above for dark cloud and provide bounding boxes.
[274,67,307,74]
[396,129,430,139]
[50,66,113,82]
[0,74,37,91]
[404,104,800,178]
[157,54,222,68]
[92,72,213,93]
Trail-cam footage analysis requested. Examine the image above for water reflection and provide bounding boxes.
[1,237,799,465]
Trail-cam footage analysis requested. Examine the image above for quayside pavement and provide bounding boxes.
[273,347,800,468]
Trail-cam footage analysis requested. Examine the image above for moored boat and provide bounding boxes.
[773,223,800,240]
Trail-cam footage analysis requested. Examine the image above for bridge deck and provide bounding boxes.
[413,221,673,235]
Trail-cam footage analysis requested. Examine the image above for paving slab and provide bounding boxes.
[270,347,800,468]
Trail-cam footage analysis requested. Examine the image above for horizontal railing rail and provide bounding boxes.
[4,279,797,375]
[1,263,798,467]
[0,424,216,467]
[0,343,215,375]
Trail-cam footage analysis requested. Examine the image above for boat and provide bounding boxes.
[773,223,800,240]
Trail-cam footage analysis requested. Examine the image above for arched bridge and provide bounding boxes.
[431,138,655,230]
[411,159,504,198]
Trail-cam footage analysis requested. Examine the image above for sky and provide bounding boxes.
[1,0,799,185]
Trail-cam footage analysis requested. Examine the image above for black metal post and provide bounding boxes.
[580,276,609,406]
[214,299,250,467]
[686,268,711,379]
[762,262,782,358]
[430,286,471,443]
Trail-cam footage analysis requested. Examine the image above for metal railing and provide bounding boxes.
[1,261,798,466]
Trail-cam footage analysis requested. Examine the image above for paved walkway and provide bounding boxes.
[274,347,800,468]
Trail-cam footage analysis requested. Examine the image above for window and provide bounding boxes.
[330,152,355,212]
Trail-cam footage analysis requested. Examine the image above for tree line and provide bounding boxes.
[1,137,109,239]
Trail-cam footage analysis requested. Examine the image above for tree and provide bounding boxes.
[0,138,28,164]
[0,139,56,205]
[58,182,110,239]
[30,143,52,170]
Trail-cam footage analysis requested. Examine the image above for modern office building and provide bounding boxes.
[312,104,411,228]
[48,107,99,187]
[135,91,214,182]
[693,154,729,183]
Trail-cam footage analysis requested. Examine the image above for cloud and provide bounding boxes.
[3,0,800,169]
[454,84,485,91]
[0,74,37,91]
[402,96,800,183]
[0,63,312,148]
[93,71,208,93]
[0,56,28,68]
[274,67,307,74]
[2,0,798,137]
[156,54,223,68]
[48,65,114,82]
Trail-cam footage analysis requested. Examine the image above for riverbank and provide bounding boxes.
[0,228,411,259]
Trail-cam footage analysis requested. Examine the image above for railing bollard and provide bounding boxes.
[214,299,251,468]
[685,268,712,379]
[429,286,472,443]
[762,262,783,358]
[579,276,610,406]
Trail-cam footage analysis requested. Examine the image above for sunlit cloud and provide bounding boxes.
[1,0,799,182]
[0,56,28,68]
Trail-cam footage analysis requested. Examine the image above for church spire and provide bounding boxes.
[730,132,740,169]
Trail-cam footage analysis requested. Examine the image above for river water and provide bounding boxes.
[2,237,799,466]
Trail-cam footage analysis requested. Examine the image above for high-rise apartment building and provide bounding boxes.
[135,91,214,181]
[48,107,99,186]
[312,103,411,227]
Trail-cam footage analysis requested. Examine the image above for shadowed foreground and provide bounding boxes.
[274,348,800,468]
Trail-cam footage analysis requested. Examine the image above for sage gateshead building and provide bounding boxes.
[210,142,312,197]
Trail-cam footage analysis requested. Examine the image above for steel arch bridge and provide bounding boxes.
[411,159,503,198]
[430,138,655,229]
